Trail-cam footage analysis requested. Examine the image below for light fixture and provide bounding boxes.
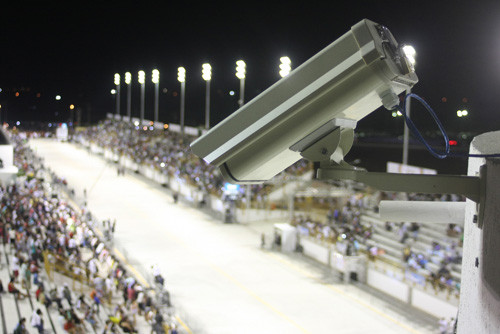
[202,63,212,81]
[152,69,159,84]
[236,60,246,79]
[177,67,186,83]
[279,56,291,77]
[138,70,145,84]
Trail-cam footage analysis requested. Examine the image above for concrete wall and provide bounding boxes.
[301,237,331,265]
[412,288,458,319]
[367,268,410,302]
[0,145,14,167]
[0,144,19,184]
[457,131,500,333]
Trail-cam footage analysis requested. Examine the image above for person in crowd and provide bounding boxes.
[103,319,118,333]
[152,309,165,334]
[31,308,44,334]
[14,317,28,334]
[8,277,27,299]
[50,287,64,309]
[36,284,52,308]
[152,264,164,286]
[63,283,73,306]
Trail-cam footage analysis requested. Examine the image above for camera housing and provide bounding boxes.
[190,19,418,183]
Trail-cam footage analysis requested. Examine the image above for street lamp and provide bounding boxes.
[279,56,291,77]
[235,60,246,108]
[125,72,132,119]
[457,109,469,117]
[236,60,251,209]
[138,70,145,124]
[177,67,186,135]
[152,69,160,122]
[202,63,212,129]
[114,73,121,115]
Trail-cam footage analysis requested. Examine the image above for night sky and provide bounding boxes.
[2,1,500,135]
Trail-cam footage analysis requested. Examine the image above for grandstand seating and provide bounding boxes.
[1,133,181,333]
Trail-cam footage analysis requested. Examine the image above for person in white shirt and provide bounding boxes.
[30,309,44,334]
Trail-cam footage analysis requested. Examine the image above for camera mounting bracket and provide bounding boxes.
[300,127,486,227]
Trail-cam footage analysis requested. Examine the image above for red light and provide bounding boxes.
[449,140,458,146]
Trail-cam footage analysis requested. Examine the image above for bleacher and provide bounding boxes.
[361,208,463,292]
[1,134,183,333]
[0,242,59,333]
[292,188,464,300]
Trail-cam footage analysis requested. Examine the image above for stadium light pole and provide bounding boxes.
[114,73,121,115]
[177,67,186,135]
[138,70,145,124]
[279,56,291,78]
[236,60,251,210]
[152,69,160,123]
[202,63,212,129]
[125,72,132,119]
[235,60,246,107]
[401,45,416,165]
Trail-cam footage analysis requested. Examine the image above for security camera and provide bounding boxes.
[190,19,418,184]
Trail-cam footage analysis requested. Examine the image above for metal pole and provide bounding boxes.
[205,80,211,129]
[239,77,245,108]
[239,77,250,210]
[127,84,131,119]
[154,82,159,122]
[115,84,121,115]
[140,83,145,124]
[402,87,411,165]
[180,81,185,135]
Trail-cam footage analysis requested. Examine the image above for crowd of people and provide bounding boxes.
[293,196,374,256]
[75,120,224,198]
[5,132,177,333]
[290,186,464,293]
[381,192,464,293]
[74,119,312,207]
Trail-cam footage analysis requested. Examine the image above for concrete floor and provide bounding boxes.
[29,138,439,334]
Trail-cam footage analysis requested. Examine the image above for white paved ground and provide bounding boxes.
[29,138,437,334]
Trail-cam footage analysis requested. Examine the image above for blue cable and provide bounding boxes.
[397,93,500,159]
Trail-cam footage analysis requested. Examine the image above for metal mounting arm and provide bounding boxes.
[316,164,482,203]
[299,124,484,205]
